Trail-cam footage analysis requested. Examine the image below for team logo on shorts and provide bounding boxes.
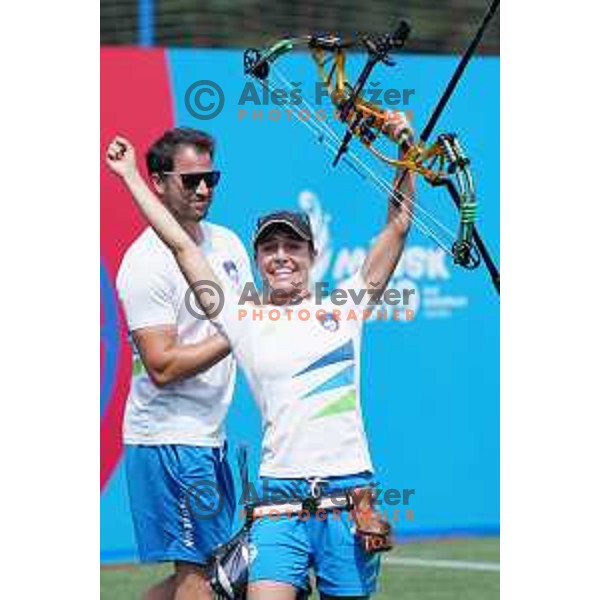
[248,543,258,564]
[222,260,239,286]
[320,312,340,332]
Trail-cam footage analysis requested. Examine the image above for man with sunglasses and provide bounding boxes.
[115,128,253,600]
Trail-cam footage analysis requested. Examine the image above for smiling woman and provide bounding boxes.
[106,129,415,599]
[252,210,316,305]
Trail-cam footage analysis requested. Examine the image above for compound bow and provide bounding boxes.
[243,0,500,294]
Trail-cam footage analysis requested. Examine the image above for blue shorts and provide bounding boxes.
[125,444,235,565]
[248,472,381,596]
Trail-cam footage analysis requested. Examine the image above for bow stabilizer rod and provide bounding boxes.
[420,0,500,144]
[408,0,500,294]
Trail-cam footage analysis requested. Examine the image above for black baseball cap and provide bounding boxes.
[252,210,314,250]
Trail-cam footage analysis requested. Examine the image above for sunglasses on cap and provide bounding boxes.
[162,170,221,191]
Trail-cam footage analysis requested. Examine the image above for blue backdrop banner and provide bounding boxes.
[101,47,499,563]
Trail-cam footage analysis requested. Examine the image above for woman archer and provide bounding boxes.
[106,129,414,600]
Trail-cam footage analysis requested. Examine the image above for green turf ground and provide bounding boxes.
[101,536,499,599]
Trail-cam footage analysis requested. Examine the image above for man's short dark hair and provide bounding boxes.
[145,128,215,175]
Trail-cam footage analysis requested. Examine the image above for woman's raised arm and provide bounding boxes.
[361,114,415,293]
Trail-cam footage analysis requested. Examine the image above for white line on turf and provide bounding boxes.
[383,557,500,572]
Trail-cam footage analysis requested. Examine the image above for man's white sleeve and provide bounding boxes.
[231,230,256,291]
[116,258,176,331]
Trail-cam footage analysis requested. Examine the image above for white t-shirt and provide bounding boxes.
[213,272,375,478]
[116,222,253,446]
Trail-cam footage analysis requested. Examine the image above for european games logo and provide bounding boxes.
[101,260,126,488]
[101,261,120,418]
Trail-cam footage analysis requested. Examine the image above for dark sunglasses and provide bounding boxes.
[162,170,221,191]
